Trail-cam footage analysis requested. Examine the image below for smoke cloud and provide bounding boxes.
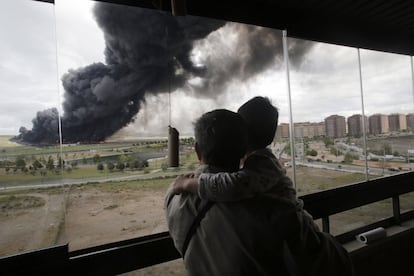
[17,3,313,144]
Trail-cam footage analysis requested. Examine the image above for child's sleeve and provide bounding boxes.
[198,170,260,202]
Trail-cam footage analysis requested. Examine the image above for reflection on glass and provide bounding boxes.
[0,0,60,257]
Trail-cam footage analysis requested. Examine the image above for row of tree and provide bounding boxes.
[96,158,148,172]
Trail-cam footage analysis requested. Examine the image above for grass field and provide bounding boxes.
[0,136,19,148]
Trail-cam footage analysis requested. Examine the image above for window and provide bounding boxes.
[1,0,413,264]
[285,39,367,195]
[0,0,60,256]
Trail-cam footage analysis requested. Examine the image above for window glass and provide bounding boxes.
[329,199,393,236]
[400,191,414,213]
[359,50,413,179]
[2,0,413,267]
[286,39,367,195]
[0,0,60,257]
[52,0,287,251]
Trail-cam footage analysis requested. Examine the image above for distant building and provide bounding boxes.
[294,122,325,138]
[276,122,325,138]
[325,115,346,138]
[369,114,389,135]
[347,114,368,137]
[275,123,289,139]
[388,113,407,132]
[407,113,414,130]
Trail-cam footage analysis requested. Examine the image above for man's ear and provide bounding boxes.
[195,142,202,162]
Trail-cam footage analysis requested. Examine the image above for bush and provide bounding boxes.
[116,162,125,171]
[343,152,359,164]
[306,149,318,157]
[93,154,101,164]
[107,162,115,172]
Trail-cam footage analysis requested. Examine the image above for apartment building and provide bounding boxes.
[407,113,414,130]
[347,114,368,137]
[369,114,389,135]
[325,115,346,138]
[388,113,407,132]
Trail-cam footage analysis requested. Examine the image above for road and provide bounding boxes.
[0,169,182,191]
[295,160,402,176]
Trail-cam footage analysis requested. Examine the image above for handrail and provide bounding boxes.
[301,171,414,232]
[301,172,414,219]
[1,171,414,275]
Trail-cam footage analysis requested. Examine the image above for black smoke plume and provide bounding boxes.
[17,3,313,144]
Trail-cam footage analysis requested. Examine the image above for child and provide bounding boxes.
[173,96,299,207]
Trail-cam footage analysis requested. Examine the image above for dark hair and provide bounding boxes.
[194,109,247,171]
[237,96,278,150]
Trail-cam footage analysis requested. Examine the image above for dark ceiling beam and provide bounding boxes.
[30,0,414,56]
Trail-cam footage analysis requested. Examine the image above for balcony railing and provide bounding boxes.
[1,171,414,275]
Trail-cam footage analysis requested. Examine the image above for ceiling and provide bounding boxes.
[36,0,414,56]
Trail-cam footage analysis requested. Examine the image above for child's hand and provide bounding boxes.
[173,173,199,194]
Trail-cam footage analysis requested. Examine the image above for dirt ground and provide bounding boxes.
[0,192,67,256]
[58,186,169,251]
[0,184,186,275]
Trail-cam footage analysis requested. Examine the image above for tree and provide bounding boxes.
[116,162,125,171]
[46,156,54,170]
[343,152,357,164]
[33,160,43,169]
[57,157,64,169]
[93,154,101,164]
[323,138,334,147]
[107,162,115,172]
[283,143,291,156]
[383,143,392,155]
[15,156,26,169]
[118,155,127,164]
[306,149,318,156]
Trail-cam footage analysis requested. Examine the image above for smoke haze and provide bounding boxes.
[17,2,313,144]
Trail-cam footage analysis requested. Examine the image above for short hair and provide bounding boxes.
[237,96,278,150]
[194,109,247,171]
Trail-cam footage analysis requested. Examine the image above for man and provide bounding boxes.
[165,109,300,275]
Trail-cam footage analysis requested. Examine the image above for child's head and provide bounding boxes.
[237,96,278,151]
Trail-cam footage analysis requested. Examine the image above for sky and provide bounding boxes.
[1,0,414,138]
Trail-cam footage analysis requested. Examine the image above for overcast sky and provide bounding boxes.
[1,0,414,138]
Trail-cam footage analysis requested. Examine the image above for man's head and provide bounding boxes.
[237,96,278,151]
[194,109,247,171]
